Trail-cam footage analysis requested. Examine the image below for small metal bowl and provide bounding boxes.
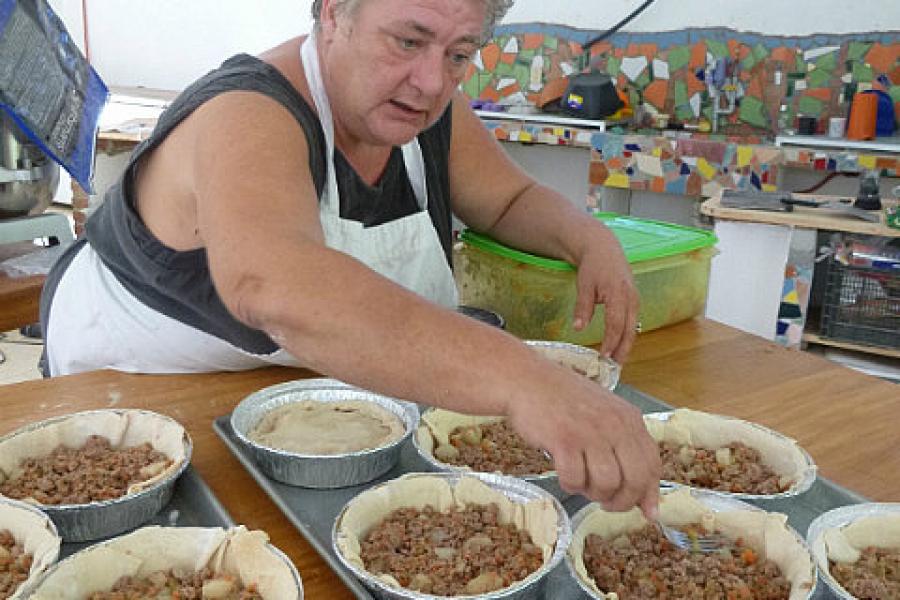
[231,378,418,489]
[566,489,817,600]
[29,526,303,599]
[0,409,192,543]
[412,408,566,501]
[457,305,506,329]
[524,340,621,390]
[0,497,61,599]
[807,502,900,600]
[646,410,818,502]
[332,471,571,600]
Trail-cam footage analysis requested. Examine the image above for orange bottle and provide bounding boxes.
[846,93,878,140]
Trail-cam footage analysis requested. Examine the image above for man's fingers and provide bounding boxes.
[572,277,597,331]
[551,446,588,495]
[599,293,627,358]
[611,295,640,364]
[603,437,659,512]
[584,444,623,502]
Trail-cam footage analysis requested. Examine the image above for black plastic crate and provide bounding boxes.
[820,258,900,350]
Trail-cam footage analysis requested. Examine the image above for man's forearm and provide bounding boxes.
[480,181,617,267]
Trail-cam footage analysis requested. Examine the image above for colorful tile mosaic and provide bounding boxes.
[585,132,783,200]
[465,25,900,138]
[479,118,595,147]
[781,147,900,177]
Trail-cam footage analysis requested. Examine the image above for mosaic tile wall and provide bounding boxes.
[464,25,900,137]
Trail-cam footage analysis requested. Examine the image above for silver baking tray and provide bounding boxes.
[0,409,192,542]
[645,410,818,502]
[807,503,900,600]
[231,378,418,488]
[566,489,817,599]
[215,382,867,599]
[332,472,570,600]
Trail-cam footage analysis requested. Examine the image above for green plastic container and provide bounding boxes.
[454,213,718,344]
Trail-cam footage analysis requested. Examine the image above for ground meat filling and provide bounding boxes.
[659,441,792,495]
[0,435,172,505]
[434,422,553,476]
[359,503,545,596]
[0,529,33,600]
[830,546,900,599]
[583,524,791,599]
[88,567,262,600]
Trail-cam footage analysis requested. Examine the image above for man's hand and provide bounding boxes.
[572,232,640,364]
[507,371,660,519]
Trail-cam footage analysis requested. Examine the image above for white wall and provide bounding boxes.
[503,0,899,36]
[48,0,899,91]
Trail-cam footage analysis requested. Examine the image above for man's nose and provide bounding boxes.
[408,48,446,98]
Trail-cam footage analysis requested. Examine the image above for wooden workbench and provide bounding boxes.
[701,192,899,238]
[0,318,897,598]
[0,273,44,332]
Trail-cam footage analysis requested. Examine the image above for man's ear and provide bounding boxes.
[318,0,342,38]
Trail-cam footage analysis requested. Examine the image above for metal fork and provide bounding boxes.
[657,521,732,553]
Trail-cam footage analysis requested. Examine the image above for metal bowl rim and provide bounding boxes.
[0,408,193,512]
[523,340,621,390]
[330,471,572,600]
[645,410,818,500]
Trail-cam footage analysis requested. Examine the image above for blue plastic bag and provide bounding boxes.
[0,0,108,193]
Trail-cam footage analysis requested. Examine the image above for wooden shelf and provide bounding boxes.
[802,331,900,360]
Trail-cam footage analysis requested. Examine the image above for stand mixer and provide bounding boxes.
[0,110,72,246]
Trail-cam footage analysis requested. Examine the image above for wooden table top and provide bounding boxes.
[0,272,44,332]
[1,317,897,598]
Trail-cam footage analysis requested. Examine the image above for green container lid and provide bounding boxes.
[459,213,718,272]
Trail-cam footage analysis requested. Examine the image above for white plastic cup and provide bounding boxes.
[828,117,846,138]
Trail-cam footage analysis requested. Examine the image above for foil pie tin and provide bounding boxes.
[331,471,572,600]
[0,496,61,600]
[412,408,567,501]
[231,378,418,488]
[30,526,304,599]
[412,341,619,502]
[646,410,818,502]
[566,489,817,600]
[806,502,900,600]
[0,410,192,543]
[523,340,620,391]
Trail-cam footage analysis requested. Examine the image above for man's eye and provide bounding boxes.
[398,37,419,50]
[450,53,471,66]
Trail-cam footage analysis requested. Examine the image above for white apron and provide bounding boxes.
[46,33,457,376]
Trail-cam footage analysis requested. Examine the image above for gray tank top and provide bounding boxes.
[41,53,454,359]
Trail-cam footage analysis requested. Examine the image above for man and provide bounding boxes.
[41,0,660,515]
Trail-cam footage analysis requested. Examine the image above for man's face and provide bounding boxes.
[318,0,484,147]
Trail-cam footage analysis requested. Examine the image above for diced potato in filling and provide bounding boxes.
[435,422,553,476]
[583,524,791,599]
[0,529,33,600]
[359,503,545,596]
[659,441,792,495]
[830,546,900,599]
[0,435,173,505]
[87,567,262,600]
